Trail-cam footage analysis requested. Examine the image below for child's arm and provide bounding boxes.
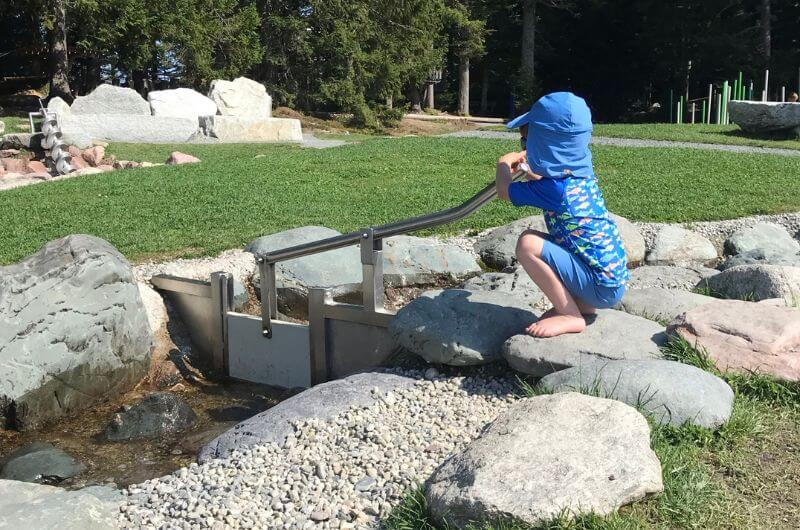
[496,151,563,210]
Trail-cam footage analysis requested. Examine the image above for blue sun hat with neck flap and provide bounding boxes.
[507,91,594,179]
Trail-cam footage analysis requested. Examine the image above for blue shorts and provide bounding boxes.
[540,239,626,309]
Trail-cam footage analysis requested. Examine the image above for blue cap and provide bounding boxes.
[507,92,594,178]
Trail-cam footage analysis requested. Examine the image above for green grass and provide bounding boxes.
[384,340,800,529]
[1,116,30,134]
[2,136,800,264]
[592,124,800,151]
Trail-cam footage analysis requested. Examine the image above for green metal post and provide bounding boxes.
[715,94,721,124]
[721,81,728,124]
[738,71,743,100]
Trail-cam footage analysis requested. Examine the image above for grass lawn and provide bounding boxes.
[0,116,30,134]
[592,124,800,151]
[1,136,799,265]
[384,340,800,530]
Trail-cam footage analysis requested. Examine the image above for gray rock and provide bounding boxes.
[78,485,124,504]
[208,77,272,119]
[148,88,218,120]
[61,114,198,144]
[0,235,153,430]
[197,371,416,462]
[474,215,548,270]
[247,226,362,318]
[382,235,481,287]
[616,287,716,323]
[389,289,538,366]
[425,393,663,528]
[0,120,4,135]
[646,225,718,266]
[705,264,800,302]
[0,479,120,529]
[1,132,41,150]
[71,84,150,115]
[502,309,665,377]
[47,96,72,117]
[719,249,800,270]
[725,222,800,257]
[474,213,644,270]
[199,115,302,143]
[538,359,734,428]
[460,266,546,308]
[105,392,198,441]
[628,264,719,290]
[61,129,94,149]
[0,442,86,484]
[728,101,800,133]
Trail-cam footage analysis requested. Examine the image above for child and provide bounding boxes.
[495,92,628,338]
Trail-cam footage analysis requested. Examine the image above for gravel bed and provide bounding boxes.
[119,368,518,529]
[133,249,256,285]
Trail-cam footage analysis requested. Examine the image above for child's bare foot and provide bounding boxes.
[525,313,586,337]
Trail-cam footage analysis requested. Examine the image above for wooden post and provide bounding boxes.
[763,69,769,101]
[715,93,722,124]
[701,100,706,124]
[707,84,713,123]
[781,86,786,102]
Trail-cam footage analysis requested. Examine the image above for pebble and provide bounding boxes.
[118,368,517,528]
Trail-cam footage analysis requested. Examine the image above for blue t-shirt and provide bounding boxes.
[508,176,629,288]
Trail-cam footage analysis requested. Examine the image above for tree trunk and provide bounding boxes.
[49,0,72,102]
[409,85,423,113]
[480,64,489,115]
[458,56,470,116]
[760,0,771,66]
[426,83,435,109]
[521,0,536,89]
[385,95,393,109]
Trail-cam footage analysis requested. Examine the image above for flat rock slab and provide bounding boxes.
[538,359,733,428]
[503,309,666,377]
[105,392,198,441]
[0,235,152,430]
[475,213,644,270]
[646,225,718,266]
[616,287,716,323]
[706,264,800,302]
[728,101,800,133]
[0,442,86,483]
[0,479,120,529]
[197,371,416,462]
[460,266,546,308]
[668,300,800,381]
[628,264,719,290]
[390,289,538,366]
[382,235,480,287]
[62,114,198,144]
[425,393,663,528]
[200,116,302,143]
[71,84,150,115]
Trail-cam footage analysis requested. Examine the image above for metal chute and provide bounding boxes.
[29,100,73,175]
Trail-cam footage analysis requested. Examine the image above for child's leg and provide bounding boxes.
[515,231,586,337]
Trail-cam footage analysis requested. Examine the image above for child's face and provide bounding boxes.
[519,124,529,151]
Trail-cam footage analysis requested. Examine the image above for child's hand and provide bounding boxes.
[497,151,542,180]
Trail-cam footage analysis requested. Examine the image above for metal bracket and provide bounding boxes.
[360,228,384,312]
[259,259,278,338]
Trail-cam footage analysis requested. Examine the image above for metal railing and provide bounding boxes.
[257,165,529,337]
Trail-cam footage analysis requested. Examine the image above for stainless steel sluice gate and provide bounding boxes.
[152,167,528,389]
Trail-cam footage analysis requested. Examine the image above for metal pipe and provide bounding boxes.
[256,167,529,264]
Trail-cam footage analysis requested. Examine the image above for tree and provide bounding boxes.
[760,0,771,66]
[48,0,72,100]
[447,1,487,116]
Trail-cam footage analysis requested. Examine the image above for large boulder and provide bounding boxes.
[627,264,719,291]
[475,213,644,270]
[70,84,150,115]
[246,226,362,318]
[0,121,4,135]
[668,300,800,381]
[148,88,218,121]
[616,287,716,323]
[382,235,481,287]
[460,266,546,308]
[0,442,86,484]
[705,264,800,302]
[538,359,733,428]
[390,289,538,366]
[425,393,663,528]
[0,479,120,529]
[725,222,800,258]
[198,371,416,462]
[502,309,665,377]
[105,392,198,441]
[645,226,718,266]
[61,114,198,144]
[208,77,272,119]
[719,250,800,271]
[728,101,800,134]
[47,96,72,117]
[0,235,153,430]
[199,115,302,143]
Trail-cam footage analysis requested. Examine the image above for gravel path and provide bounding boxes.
[442,130,800,157]
[119,368,518,529]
